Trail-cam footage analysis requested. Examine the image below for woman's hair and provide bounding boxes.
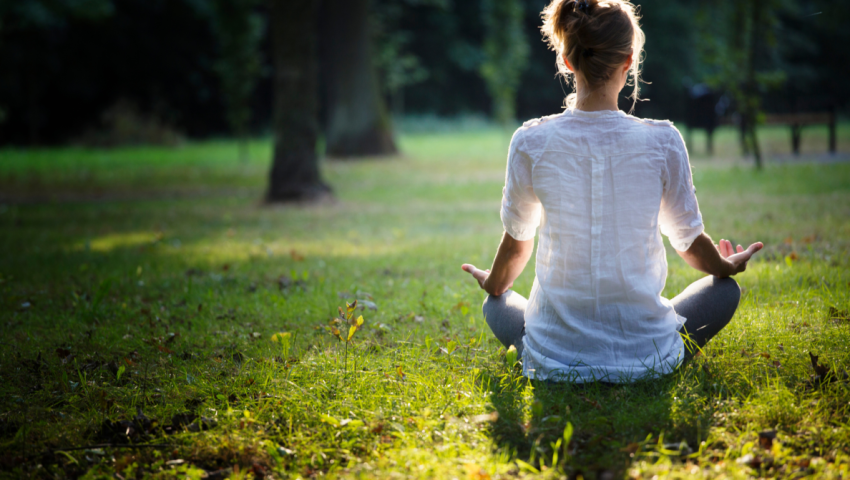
[540,0,645,111]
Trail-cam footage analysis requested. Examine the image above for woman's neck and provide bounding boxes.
[574,79,621,112]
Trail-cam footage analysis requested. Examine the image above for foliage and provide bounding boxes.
[209,0,265,161]
[0,0,114,30]
[0,0,225,145]
[0,126,849,477]
[2,0,848,145]
[480,0,529,125]
[695,0,792,166]
[371,0,448,115]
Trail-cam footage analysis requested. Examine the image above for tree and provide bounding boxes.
[480,0,529,125]
[210,0,265,162]
[321,0,397,157]
[266,0,331,202]
[697,0,788,169]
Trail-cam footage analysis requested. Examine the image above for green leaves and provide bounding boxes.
[331,301,366,343]
[505,345,518,366]
[271,332,291,343]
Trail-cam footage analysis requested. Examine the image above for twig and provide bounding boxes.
[54,443,172,452]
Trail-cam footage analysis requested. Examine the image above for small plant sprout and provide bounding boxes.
[271,332,292,358]
[328,301,366,386]
[505,345,518,366]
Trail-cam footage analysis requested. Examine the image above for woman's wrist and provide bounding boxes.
[716,259,736,278]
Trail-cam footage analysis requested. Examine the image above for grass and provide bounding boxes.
[0,122,849,479]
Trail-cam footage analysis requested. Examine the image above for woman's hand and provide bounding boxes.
[462,232,534,296]
[715,238,764,276]
[461,264,492,290]
[678,233,764,278]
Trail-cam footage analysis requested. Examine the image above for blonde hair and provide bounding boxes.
[540,0,645,111]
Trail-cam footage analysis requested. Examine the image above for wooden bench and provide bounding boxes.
[763,111,837,155]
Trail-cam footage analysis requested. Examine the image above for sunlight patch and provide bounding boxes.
[74,231,162,253]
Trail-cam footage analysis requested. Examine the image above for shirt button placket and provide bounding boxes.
[590,155,604,320]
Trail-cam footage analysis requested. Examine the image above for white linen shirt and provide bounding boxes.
[501,108,704,383]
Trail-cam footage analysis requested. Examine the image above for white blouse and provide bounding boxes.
[501,108,704,383]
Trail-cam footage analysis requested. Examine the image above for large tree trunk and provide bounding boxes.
[322,0,397,157]
[266,0,331,202]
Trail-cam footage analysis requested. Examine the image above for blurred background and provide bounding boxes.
[1,1,847,146]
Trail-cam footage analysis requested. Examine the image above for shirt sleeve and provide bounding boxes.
[500,128,542,241]
[659,127,704,251]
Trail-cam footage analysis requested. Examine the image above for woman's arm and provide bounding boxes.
[462,231,534,296]
[677,232,763,278]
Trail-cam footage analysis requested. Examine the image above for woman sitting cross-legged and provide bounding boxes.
[461,0,763,383]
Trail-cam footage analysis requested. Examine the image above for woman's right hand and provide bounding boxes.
[461,264,491,291]
[716,238,764,275]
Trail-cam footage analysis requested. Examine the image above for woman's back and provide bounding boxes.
[463,0,761,385]
[502,108,703,382]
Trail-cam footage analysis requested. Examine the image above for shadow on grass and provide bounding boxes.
[484,368,714,479]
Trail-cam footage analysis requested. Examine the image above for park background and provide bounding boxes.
[1,0,850,479]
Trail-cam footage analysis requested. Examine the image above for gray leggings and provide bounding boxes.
[482,275,741,363]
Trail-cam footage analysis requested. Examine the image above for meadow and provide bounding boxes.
[0,121,849,479]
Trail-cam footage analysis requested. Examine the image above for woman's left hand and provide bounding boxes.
[461,264,490,290]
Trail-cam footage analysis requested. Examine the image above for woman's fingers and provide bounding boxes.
[747,242,764,255]
[461,263,488,281]
[718,239,729,258]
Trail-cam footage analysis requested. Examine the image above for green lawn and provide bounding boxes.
[1,123,849,479]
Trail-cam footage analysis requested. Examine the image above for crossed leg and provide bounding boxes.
[481,275,741,364]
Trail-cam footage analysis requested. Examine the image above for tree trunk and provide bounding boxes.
[322,0,397,157]
[745,0,763,169]
[266,0,331,202]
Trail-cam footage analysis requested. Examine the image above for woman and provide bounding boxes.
[461,0,763,383]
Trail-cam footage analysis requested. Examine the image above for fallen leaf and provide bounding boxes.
[809,352,830,378]
[464,463,491,480]
[807,352,848,387]
[758,430,776,449]
[759,352,771,359]
[580,395,602,410]
[470,412,499,424]
[358,300,378,311]
[828,306,849,323]
[620,442,640,454]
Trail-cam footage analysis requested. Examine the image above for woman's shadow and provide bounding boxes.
[483,364,710,479]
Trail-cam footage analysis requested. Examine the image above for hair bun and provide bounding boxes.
[576,1,591,14]
[540,0,646,111]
